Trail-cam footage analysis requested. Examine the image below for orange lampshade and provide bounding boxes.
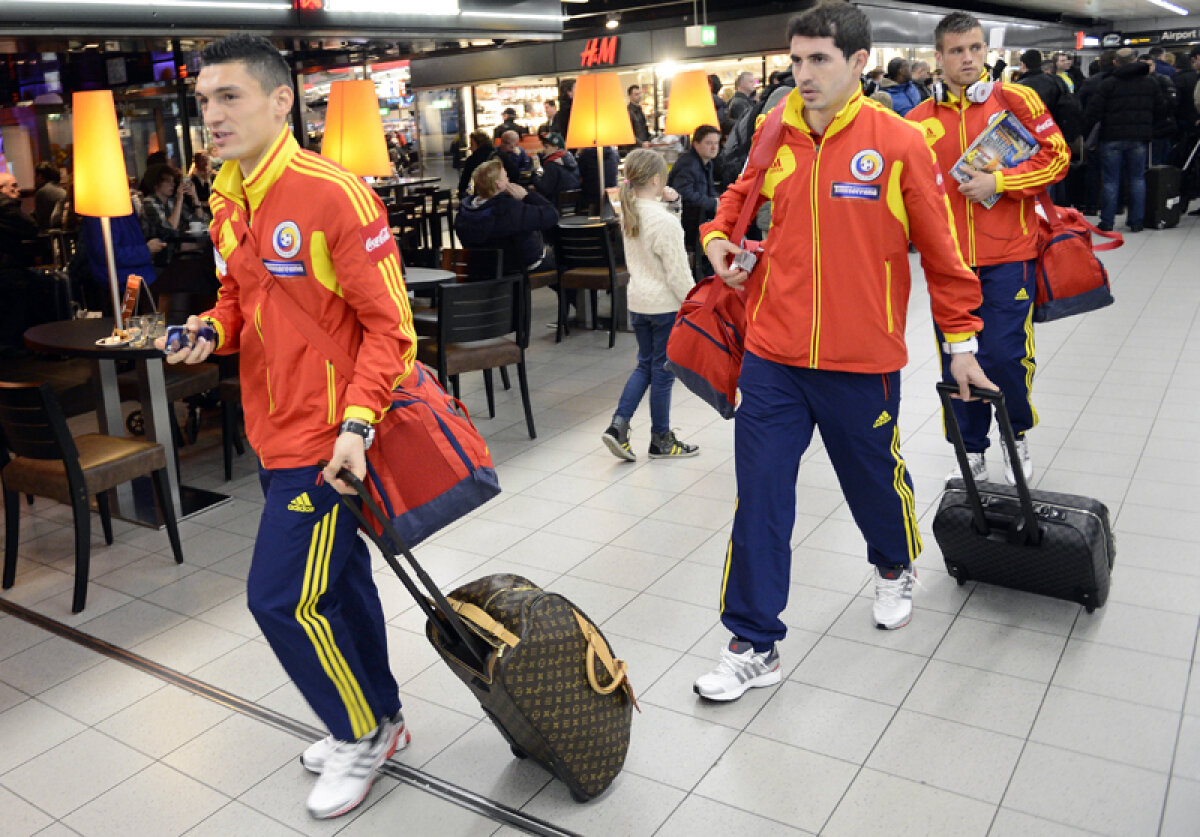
[321,79,392,177]
[565,72,635,149]
[664,69,720,136]
[72,90,133,218]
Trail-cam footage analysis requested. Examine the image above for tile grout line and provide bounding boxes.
[0,596,578,837]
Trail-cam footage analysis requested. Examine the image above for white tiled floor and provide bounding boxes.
[2,212,1199,835]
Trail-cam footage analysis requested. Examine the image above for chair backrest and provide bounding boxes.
[557,189,581,216]
[440,248,502,283]
[434,275,523,347]
[555,222,618,273]
[0,381,81,469]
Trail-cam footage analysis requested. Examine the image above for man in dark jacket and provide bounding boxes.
[1017,49,1070,116]
[492,107,528,140]
[0,171,38,356]
[455,160,558,274]
[532,132,580,209]
[1175,47,1200,143]
[1150,46,1176,78]
[708,74,728,129]
[1085,49,1169,232]
[627,85,651,147]
[1141,54,1178,165]
[1076,50,1116,215]
[667,124,720,221]
[491,130,535,185]
[577,145,619,213]
[727,72,757,123]
[0,173,36,270]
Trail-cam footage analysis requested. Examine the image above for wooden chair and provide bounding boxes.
[413,248,503,339]
[553,222,629,348]
[416,275,535,439]
[0,381,183,613]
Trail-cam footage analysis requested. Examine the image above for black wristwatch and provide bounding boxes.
[338,419,375,450]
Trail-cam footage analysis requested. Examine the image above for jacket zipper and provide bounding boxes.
[958,105,977,266]
[751,253,771,322]
[254,304,274,413]
[325,361,336,425]
[808,135,825,367]
[884,259,894,333]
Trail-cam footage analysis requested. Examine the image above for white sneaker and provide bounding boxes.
[693,637,781,702]
[301,711,409,774]
[946,451,987,485]
[873,566,915,630]
[305,715,408,819]
[1001,437,1033,486]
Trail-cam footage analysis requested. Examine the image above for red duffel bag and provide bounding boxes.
[1033,191,1123,323]
[666,106,784,419]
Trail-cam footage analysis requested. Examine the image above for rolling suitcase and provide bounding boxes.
[933,384,1115,612]
[1144,165,1182,229]
[333,468,637,803]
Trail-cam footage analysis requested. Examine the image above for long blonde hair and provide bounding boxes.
[619,149,668,240]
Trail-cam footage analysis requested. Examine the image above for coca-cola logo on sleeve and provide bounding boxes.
[359,215,392,263]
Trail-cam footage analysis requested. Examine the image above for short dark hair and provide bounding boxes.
[35,162,60,184]
[627,84,640,96]
[1021,49,1043,70]
[886,57,908,78]
[692,124,720,145]
[786,1,871,61]
[139,164,179,197]
[1191,45,1200,59]
[1098,50,1117,71]
[934,11,982,52]
[544,98,556,108]
[708,73,722,94]
[1148,46,1164,58]
[199,33,290,95]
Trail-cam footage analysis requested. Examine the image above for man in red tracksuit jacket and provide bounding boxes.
[694,2,994,703]
[161,35,417,819]
[909,11,1070,488]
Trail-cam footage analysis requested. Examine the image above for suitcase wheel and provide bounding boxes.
[946,564,967,586]
[510,745,528,760]
[570,788,591,804]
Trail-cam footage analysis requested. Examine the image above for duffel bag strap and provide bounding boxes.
[449,598,520,648]
[573,612,640,711]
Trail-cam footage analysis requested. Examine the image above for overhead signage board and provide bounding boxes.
[0,0,562,38]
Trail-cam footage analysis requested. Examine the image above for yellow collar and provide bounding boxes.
[783,87,865,140]
[212,127,298,213]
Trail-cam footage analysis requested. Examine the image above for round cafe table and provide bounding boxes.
[404,267,456,289]
[23,317,231,526]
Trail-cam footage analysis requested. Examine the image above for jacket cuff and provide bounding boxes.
[202,316,226,350]
[701,230,729,251]
[992,170,1008,192]
[343,406,378,424]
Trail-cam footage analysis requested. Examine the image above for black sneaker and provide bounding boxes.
[1127,224,1144,233]
[1097,221,1114,232]
[648,430,699,459]
[601,422,636,462]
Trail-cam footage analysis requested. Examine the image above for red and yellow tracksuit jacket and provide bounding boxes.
[906,81,1070,267]
[700,88,982,374]
[202,128,417,469]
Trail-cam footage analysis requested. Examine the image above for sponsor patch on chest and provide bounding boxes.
[830,182,881,201]
[359,215,392,263]
[263,259,307,278]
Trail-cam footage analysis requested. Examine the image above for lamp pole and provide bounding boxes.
[100,216,123,331]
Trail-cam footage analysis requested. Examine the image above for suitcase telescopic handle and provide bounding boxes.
[320,463,490,673]
[935,383,1042,546]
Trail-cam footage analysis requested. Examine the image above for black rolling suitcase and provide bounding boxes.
[1144,165,1182,229]
[31,268,75,324]
[333,468,637,802]
[933,384,1115,612]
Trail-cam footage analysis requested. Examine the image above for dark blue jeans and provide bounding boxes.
[614,311,676,434]
[1099,140,1147,228]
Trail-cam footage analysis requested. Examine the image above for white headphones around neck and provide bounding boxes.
[931,78,994,104]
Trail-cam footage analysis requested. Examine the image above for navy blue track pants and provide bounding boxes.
[249,466,400,742]
[937,259,1038,451]
[721,353,921,647]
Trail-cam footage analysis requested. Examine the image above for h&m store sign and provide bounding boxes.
[580,36,619,68]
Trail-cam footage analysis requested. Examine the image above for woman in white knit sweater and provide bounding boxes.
[601,150,700,461]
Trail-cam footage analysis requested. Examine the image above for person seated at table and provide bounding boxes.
[532,132,580,208]
[458,129,493,198]
[491,130,536,186]
[139,164,201,269]
[0,172,38,357]
[34,162,67,231]
[455,160,558,275]
[186,151,215,215]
